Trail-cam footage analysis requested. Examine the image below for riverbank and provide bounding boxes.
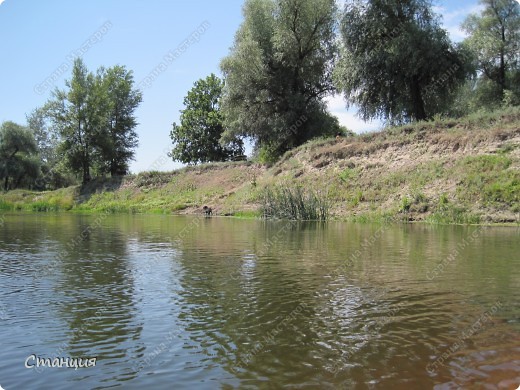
[1,108,519,224]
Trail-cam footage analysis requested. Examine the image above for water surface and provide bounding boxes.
[0,213,519,389]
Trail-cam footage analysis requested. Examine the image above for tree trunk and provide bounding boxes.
[3,146,19,191]
[110,159,117,177]
[82,146,91,184]
[499,25,506,99]
[410,76,427,121]
[15,174,24,189]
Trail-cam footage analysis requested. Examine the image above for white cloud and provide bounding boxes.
[325,95,382,133]
[0,0,6,5]
[435,3,484,42]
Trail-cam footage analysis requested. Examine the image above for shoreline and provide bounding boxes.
[1,108,519,226]
[1,209,518,228]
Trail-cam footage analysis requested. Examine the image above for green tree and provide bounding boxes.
[0,121,39,191]
[462,0,520,105]
[334,0,469,124]
[97,65,142,176]
[47,59,142,184]
[47,58,100,184]
[26,106,59,166]
[220,0,338,159]
[169,74,243,165]
[26,106,78,190]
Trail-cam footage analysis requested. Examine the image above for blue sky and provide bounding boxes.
[0,0,482,173]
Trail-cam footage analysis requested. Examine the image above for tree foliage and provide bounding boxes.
[462,0,520,105]
[25,107,71,190]
[47,58,141,184]
[47,59,99,184]
[334,0,470,124]
[220,0,339,158]
[0,121,39,191]
[26,107,59,166]
[169,74,243,165]
[97,65,142,175]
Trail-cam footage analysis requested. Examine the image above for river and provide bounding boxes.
[0,213,518,389]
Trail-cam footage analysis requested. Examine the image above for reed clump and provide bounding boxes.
[261,184,329,221]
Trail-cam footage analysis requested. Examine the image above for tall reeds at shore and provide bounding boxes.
[261,185,329,221]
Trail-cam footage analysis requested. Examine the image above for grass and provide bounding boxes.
[426,204,481,225]
[347,211,403,224]
[0,188,75,212]
[233,210,261,218]
[0,199,15,211]
[454,155,517,206]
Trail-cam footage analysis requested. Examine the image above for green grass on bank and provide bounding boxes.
[0,187,76,212]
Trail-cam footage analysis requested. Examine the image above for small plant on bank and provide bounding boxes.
[400,196,411,213]
[350,190,364,207]
[439,192,449,207]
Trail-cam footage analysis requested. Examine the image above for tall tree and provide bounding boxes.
[220,0,339,158]
[26,106,80,190]
[26,107,59,166]
[462,0,520,103]
[334,0,469,124]
[169,74,243,165]
[97,65,142,176]
[47,58,99,184]
[0,121,39,191]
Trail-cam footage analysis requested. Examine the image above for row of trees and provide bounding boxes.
[170,0,520,164]
[1,58,142,191]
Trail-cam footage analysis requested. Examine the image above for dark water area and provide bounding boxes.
[0,213,519,389]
